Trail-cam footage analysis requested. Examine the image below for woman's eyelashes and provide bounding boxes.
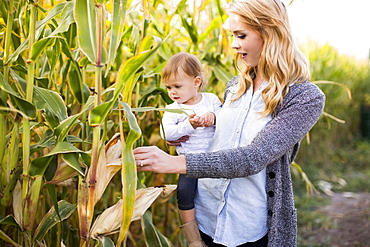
[230,33,246,39]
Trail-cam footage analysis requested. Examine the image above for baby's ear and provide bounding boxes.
[194,76,202,87]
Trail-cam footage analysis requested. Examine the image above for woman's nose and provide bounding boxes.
[232,39,240,49]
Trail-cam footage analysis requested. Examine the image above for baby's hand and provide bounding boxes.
[189,114,204,128]
[189,113,215,128]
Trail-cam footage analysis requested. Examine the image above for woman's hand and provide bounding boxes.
[134,146,187,174]
[201,112,216,127]
[167,135,189,146]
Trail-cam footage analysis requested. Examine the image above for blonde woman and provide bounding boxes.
[134,0,325,246]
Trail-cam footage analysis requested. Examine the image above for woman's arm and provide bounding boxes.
[185,82,325,178]
[134,82,325,178]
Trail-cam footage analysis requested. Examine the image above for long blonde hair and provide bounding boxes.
[228,0,310,116]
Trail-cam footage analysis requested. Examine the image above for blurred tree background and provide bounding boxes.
[0,0,369,246]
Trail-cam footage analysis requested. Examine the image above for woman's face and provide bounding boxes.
[229,13,263,67]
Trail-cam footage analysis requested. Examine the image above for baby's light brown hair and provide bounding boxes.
[162,52,206,91]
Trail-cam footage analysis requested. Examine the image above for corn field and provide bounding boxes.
[1,0,369,246]
[0,0,235,246]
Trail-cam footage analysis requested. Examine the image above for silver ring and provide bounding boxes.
[140,160,144,167]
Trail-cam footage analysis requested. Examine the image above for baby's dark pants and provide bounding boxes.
[177,174,198,210]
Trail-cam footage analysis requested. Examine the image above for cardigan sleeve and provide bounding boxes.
[185,82,325,178]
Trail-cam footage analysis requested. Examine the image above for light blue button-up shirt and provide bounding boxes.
[195,81,271,247]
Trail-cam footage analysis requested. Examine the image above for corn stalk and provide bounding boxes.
[0,0,15,217]
[1,0,347,246]
[21,2,39,246]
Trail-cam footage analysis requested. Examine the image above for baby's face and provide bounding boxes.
[164,68,201,105]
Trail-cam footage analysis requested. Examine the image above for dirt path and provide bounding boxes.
[310,192,370,247]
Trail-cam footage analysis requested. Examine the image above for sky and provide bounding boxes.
[285,0,370,60]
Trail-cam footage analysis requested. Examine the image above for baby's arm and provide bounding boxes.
[162,111,195,141]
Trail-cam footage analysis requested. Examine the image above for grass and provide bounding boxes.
[293,42,370,245]
[294,137,370,246]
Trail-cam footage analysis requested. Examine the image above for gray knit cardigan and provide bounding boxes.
[185,76,325,247]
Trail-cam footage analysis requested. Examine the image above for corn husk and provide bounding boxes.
[90,185,176,238]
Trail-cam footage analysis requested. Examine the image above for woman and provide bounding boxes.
[134,0,325,246]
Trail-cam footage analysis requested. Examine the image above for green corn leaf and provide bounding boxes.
[45,184,61,221]
[49,3,75,36]
[10,95,37,119]
[215,0,225,17]
[29,156,55,177]
[68,62,90,104]
[6,2,73,64]
[105,0,128,76]
[113,36,164,100]
[1,122,20,206]
[55,116,82,142]
[0,72,37,118]
[138,34,157,53]
[89,36,165,126]
[88,101,111,127]
[60,38,75,61]
[213,63,234,84]
[199,17,221,43]
[36,2,72,30]
[74,0,97,63]
[0,229,21,247]
[0,71,21,96]
[123,71,141,104]
[203,38,219,56]
[55,96,95,142]
[116,103,141,244]
[30,129,56,154]
[131,106,194,117]
[0,215,21,228]
[142,211,174,247]
[80,152,91,168]
[180,17,198,44]
[120,35,160,102]
[31,36,66,61]
[62,153,85,176]
[29,142,84,176]
[96,236,115,247]
[48,142,84,156]
[138,87,173,107]
[44,156,58,182]
[33,86,68,128]
[33,200,77,243]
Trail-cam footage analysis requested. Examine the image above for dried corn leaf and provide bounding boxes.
[90,185,176,238]
[12,181,23,228]
[86,133,122,206]
[132,185,176,221]
[47,156,78,185]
